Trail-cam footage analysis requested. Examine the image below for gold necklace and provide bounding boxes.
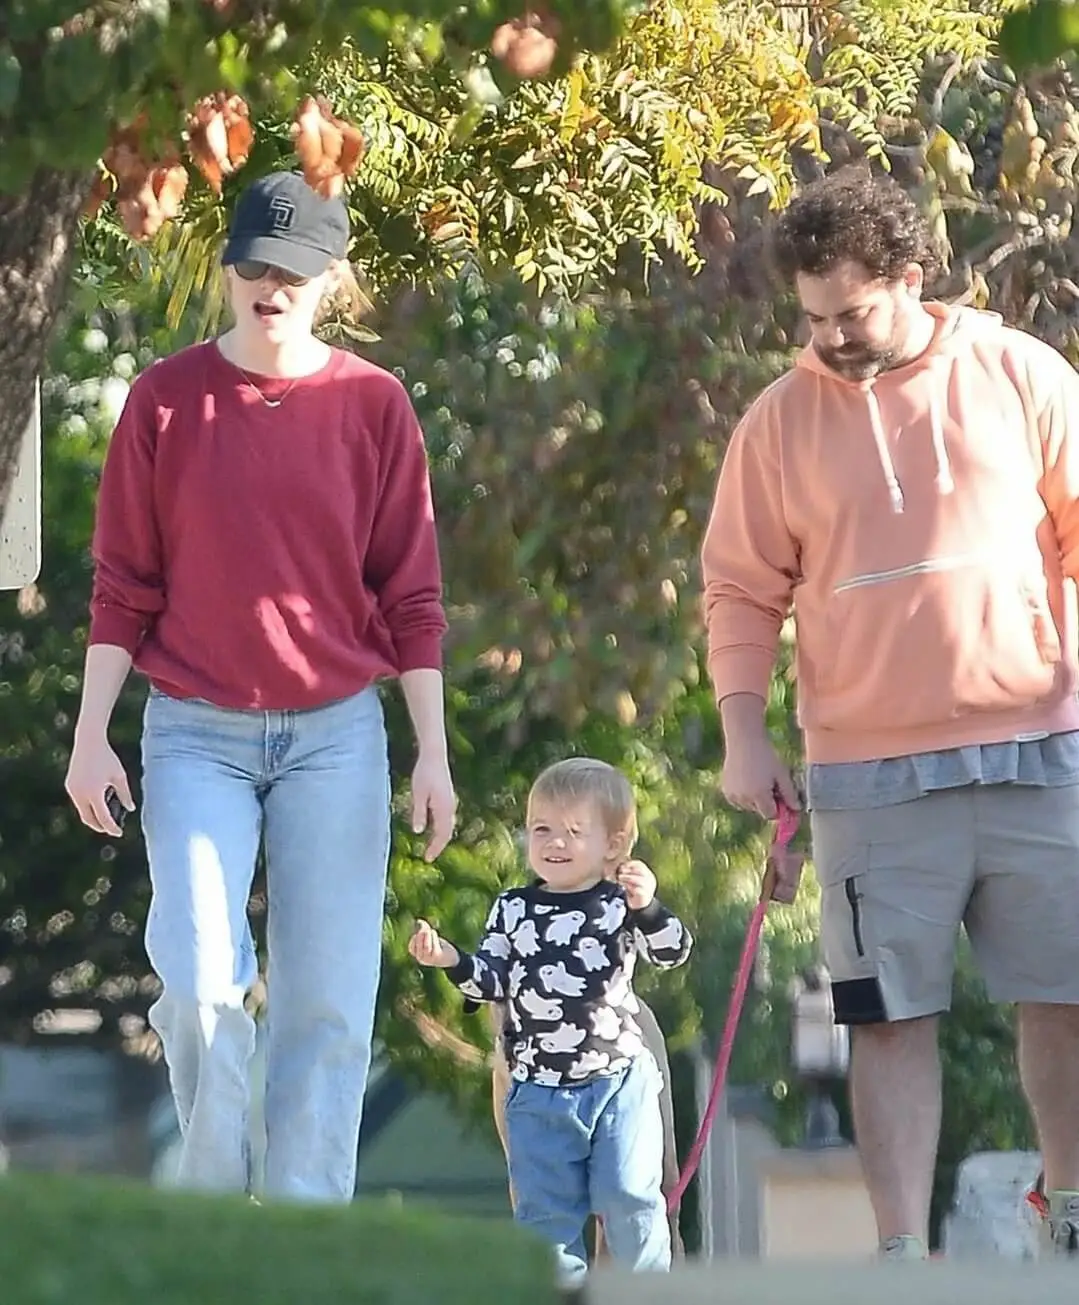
[232,362,298,409]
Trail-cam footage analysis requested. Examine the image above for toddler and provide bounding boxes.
[409,757,693,1286]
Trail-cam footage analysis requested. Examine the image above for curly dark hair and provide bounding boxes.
[769,166,940,285]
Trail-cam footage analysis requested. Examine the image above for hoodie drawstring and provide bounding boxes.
[864,383,954,514]
[865,388,905,514]
[928,387,955,496]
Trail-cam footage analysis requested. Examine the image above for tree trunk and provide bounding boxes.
[0,168,94,510]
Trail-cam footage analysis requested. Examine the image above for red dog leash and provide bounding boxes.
[666,798,802,1214]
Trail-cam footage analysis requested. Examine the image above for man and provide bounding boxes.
[701,168,1079,1260]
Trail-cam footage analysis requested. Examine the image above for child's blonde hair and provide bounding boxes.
[527,757,638,851]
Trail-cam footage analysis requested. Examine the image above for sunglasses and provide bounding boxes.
[233,260,311,287]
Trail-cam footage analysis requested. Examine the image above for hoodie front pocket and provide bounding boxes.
[799,559,1060,733]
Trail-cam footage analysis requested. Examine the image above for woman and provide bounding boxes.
[64,170,456,1203]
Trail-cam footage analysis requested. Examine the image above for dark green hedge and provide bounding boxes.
[0,1175,558,1305]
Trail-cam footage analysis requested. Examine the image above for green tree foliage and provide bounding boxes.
[0,0,632,194]
[0,299,202,1045]
[100,0,1006,307]
[0,0,1007,486]
[367,264,791,732]
[1001,0,1079,70]
[0,0,638,504]
[917,62,1079,365]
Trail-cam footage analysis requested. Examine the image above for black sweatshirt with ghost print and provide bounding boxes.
[447,879,693,1087]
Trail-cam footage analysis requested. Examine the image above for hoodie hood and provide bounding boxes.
[794,303,1005,513]
[794,302,1005,382]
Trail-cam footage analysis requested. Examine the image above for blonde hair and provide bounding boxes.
[527,758,639,849]
[315,258,374,336]
[219,255,373,340]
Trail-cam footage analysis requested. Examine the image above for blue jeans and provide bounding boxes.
[505,1053,671,1285]
[140,685,391,1202]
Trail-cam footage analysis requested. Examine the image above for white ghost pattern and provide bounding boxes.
[616,1030,644,1059]
[573,937,608,973]
[545,910,586,947]
[534,1067,563,1086]
[597,896,627,935]
[512,919,541,957]
[641,917,684,953]
[538,1024,587,1055]
[501,895,528,934]
[483,932,511,960]
[459,977,483,1001]
[533,904,555,914]
[605,972,631,1007]
[568,1049,611,1080]
[591,1006,621,1041]
[508,961,527,995]
[538,962,587,998]
[512,1063,530,1082]
[516,1044,537,1067]
[519,988,564,1022]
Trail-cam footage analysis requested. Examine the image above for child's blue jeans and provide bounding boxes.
[505,1052,671,1285]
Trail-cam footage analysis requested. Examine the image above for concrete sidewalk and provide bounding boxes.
[587,1260,1076,1303]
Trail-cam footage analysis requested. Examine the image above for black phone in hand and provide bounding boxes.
[104,787,128,831]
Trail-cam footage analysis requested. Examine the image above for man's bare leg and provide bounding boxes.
[1017,1002,1079,1253]
[849,1015,941,1253]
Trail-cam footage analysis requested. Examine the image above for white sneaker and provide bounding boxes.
[878,1235,929,1261]
[1047,1191,1079,1257]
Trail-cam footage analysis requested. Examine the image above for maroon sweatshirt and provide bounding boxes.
[90,342,447,711]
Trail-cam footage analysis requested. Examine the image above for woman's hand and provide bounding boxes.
[411,749,457,861]
[65,730,134,836]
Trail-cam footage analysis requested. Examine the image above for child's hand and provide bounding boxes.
[409,919,460,969]
[617,859,657,910]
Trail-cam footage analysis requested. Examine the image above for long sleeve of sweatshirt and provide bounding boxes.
[1034,348,1079,584]
[364,383,447,672]
[90,373,167,653]
[629,899,694,969]
[700,402,801,703]
[446,899,511,1004]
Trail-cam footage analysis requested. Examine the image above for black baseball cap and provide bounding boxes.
[222,171,350,279]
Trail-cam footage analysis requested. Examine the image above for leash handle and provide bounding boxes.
[758,794,801,903]
[773,795,801,847]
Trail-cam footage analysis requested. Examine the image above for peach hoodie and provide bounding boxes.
[702,303,1079,764]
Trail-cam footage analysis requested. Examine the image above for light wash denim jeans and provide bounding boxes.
[505,1051,671,1286]
[140,685,391,1202]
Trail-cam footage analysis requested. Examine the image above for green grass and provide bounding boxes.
[0,1174,559,1305]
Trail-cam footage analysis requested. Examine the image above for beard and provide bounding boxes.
[815,340,900,381]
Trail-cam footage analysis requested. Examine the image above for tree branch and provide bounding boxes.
[397,999,488,1069]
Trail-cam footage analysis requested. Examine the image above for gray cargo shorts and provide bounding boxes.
[812,783,1079,1024]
